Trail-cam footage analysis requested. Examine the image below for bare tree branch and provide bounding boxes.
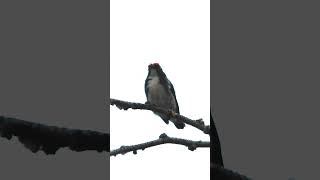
[0,115,109,154]
[110,133,209,156]
[110,98,210,134]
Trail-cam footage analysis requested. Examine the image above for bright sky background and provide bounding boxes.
[110,0,210,180]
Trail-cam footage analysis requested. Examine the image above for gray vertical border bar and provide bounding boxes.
[106,0,111,177]
[212,0,320,179]
[0,0,110,179]
[210,0,213,178]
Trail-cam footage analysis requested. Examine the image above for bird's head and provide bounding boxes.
[148,63,162,70]
[148,63,163,77]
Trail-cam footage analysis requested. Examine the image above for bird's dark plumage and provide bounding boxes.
[145,63,184,129]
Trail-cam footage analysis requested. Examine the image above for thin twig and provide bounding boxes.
[0,115,109,154]
[110,98,210,134]
[110,133,210,156]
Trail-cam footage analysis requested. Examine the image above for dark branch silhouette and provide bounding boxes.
[210,110,252,179]
[0,115,109,154]
[110,133,210,156]
[212,163,252,180]
[211,111,224,167]
[110,98,210,134]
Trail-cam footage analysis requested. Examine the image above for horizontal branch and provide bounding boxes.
[110,98,210,134]
[0,116,109,154]
[110,133,209,156]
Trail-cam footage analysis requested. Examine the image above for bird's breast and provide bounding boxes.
[146,77,177,111]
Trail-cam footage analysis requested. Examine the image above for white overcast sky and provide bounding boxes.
[110,0,210,180]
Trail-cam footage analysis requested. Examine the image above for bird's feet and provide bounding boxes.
[168,110,177,118]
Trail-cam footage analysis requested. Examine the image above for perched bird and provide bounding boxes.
[144,63,185,129]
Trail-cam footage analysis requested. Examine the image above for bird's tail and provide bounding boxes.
[172,120,185,129]
[157,113,185,129]
[157,113,170,124]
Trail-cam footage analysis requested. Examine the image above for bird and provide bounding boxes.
[144,63,185,129]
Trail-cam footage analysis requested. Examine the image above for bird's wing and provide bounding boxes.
[144,77,150,99]
[168,79,180,113]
